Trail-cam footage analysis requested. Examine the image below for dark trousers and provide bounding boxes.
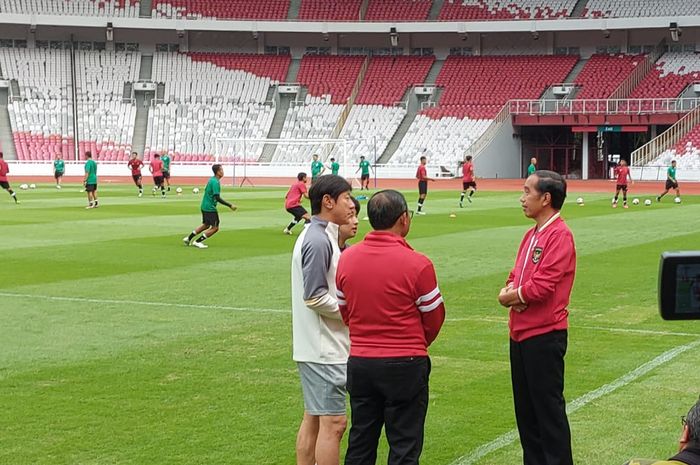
[510,330,573,465]
[345,356,431,465]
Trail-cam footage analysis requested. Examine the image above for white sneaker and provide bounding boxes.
[192,241,208,249]
[416,211,426,215]
[138,192,143,198]
[56,185,61,189]
[85,204,94,209]
[283,228,292,235]
[182,236,191,246]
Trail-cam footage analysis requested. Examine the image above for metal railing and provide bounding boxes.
[465,102,511,160]
[509,97,700,115]
[631,105,700,166]
[609,38,666,99]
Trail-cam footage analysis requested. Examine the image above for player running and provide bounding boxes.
[183,164,237,249]
[527,157,537,177]
[127,152,144,197]
[53,154,65,189]
[460,155,476,207]
[327,157,340,176]
[612,159,633,209]
[657,159,681,202]
[0,152,18,204]
[310,154,325,184]
[356,155,372,190]
[83,151,98,209]
[149,154,166,198]
[416,155,434,215]
[161,152,172,192]
[283,172,311,235]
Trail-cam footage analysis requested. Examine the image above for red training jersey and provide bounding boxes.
[416,165,427,181]
[128,159,143,175]
[506,214,576,342]
[337,231,446,358]
[285,181,307,209]
[0,159,8,182]
[615,166,630,185]
[150,159,163,177]
[462,162,474,182]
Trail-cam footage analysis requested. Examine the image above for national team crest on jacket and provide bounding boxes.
[532,247,543,264]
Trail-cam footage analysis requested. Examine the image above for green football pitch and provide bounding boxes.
[1,183,699,465]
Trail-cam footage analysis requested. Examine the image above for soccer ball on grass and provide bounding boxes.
[176,187,183,195]
[192,187,200,194]
[644,199,652,206]
[674,197,681,204]
[576,197,584,206]
[29,184,36,189]
[19,184,29,190]
[632,198,640,205]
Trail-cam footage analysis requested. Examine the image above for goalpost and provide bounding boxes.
[215,137,360,188]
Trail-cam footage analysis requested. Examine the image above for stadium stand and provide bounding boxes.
[574,54,646,99]
[145,52,287,161]
[630,52,700,99]
[364,0,433,21]
[0,0,140,16]
[431,54,579,119]
[298,0,363,20]
[583,0,694,18]
[355,55,434,106]
[152,0,289,20]
[296,54,365,104]
[0,48,74,160]
[648,123,700,171]
[74,51,140,161]
[439,0,576,20]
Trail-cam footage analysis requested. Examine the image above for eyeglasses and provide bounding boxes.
[407,209,414,219]
[682,416,687,427]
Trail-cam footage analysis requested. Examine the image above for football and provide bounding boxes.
[576,197,584,205]
[19,184,29,190]
[176,187,183,194]
[644,199,652,206]
[632,198,640,205]
[674,197,681,204]
[29,184,36,189]
[192,187,200,194]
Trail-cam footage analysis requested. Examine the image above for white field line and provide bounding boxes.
[446,317,700,338]
[448,338,700,465]
[0,292,288,314]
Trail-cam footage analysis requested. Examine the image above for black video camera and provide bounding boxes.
[659,252,700,320]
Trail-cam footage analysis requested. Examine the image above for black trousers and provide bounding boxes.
[510,330,573,465]
[345,356,431,465]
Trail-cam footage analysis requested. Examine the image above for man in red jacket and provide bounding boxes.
[498,170,576,465]
[337,189,445,465]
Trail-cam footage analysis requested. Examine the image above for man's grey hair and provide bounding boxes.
[687,397,700,444]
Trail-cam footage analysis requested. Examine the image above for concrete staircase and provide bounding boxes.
[0,88,16,159]
[428,0,444,20]
[541,58,587,101]
[571,0,588,17]
[378,60,444,163]
[139,55,154,80]
[286,58,302,83]
[288,0,301,19]
[259,93,293,162]
[131,56,156,156]
[139,0,153,17]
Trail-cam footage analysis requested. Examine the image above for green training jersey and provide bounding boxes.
[527,163,536,176]
[311,160,323,177]
[54,159,65,173]
[331,162,340,175]
[161,155,171,171]
[201,176,221,212]
[84,159,97,184]
[668,166,676,180]
[360,160,370,175]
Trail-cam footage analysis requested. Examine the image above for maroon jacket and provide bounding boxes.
[507,213,576,342]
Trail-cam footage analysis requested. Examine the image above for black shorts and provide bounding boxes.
[665,180,679,190]
[132,174,142,183]
[54,171,63,179]
[418,180,428,196]
[361,174,370,181]
[616,184,628,192]
[201,210,220,227]
[463,181,477,190]
[287,206,308,221]
[0,181,9,190]
[85,183,97,192]
[163,170,170,179]
[154,176,164,186]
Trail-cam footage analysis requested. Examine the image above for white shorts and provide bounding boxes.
[297,362,347,416]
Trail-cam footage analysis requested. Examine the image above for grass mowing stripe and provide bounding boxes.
[0,292,288,314]
[448,338,700,465]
